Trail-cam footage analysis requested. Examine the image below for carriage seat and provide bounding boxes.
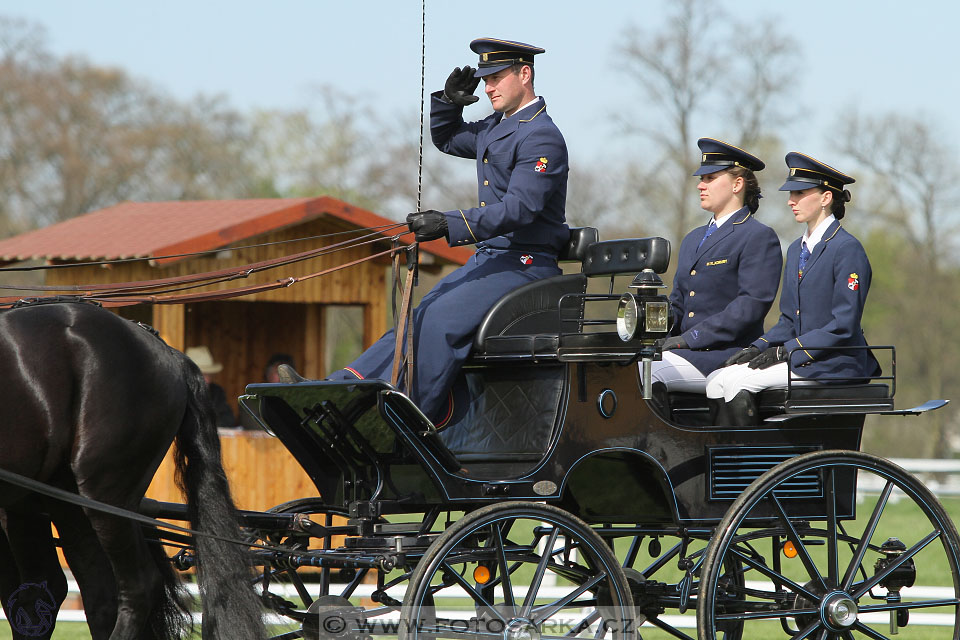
[757,383,893,414]
[471,227,596,358]
[666,383,893,425]
[473,233,671,358]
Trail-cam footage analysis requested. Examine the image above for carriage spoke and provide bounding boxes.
[729,545,820,601]
[715,606,817,621]
[492,523,517,615]
[851,529,940,599]
[521,525,560,617]
[852,620,893,640]
[858,597,960,613]
[768,491,827,591]
[530,573,605,623]
[841,480,893,591]
[791,616,824,640]
[440,560,505,622]
[825,467,839,587]
[641,540,683,577]
[646,614,696,640]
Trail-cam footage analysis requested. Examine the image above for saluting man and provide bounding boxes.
[328,38,569,425]
[651,138,782,399]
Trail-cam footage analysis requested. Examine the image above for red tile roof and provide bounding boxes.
[0,196,470,266]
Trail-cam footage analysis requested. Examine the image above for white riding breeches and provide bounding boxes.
[705,362,819,401]
[650,350,708,393]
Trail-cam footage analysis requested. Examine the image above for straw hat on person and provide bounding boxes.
[185,346,223,374]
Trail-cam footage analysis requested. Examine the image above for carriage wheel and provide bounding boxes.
[244,498,402,640]
[697,450,960,639]
[400,502,638,640]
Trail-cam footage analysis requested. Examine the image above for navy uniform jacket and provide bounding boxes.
[430,92,569,253]
[669,207,782,374]
[330,93,569,424]
[753,220,880,380]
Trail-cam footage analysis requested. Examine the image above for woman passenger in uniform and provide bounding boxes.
[650,138,782,404]
[705,152,881,425]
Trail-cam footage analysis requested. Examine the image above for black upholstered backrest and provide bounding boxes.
[582,237,671,276]
[473,273,587,346]
[558,227,599,262]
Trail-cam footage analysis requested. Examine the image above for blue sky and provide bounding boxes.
[6,0,958,170]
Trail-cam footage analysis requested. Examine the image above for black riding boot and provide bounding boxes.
[708,398,730,426]
[727,390,759,426]
[649,381,672,421]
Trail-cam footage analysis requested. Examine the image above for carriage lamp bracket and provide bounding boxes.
[617,270,669,399]
[874,537,916,592]
[874,537,914,633]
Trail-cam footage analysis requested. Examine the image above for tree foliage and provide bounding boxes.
[0,18,257,230]
[834,111,960,456]
[613,0,797,242]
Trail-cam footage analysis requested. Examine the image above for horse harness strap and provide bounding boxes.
[0,465,323,558]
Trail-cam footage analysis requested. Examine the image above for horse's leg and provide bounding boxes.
[0,518,24,637]
[52,504,119,640]
[79,506,163,640]
[0,510,67,640]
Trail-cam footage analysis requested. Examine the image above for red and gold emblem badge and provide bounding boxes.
[534,157,548,173]
[847,273,859,291]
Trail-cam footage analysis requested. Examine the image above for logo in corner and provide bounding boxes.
[534,157,548,173]
[520,254,533,265]
[847,273,859,291]
[7,581,56,637]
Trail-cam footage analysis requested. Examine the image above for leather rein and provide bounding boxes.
[0,225,415,309]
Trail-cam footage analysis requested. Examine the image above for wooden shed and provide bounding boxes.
[0,196,470,509]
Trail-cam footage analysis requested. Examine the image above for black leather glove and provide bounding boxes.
[406,210,448,242]
[443,66,481,106]
[659,336,688,351]
[748,345,787,370]
[723,345,761,367]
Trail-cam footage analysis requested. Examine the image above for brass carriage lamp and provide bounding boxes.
[617,269,670,398]
[616,269,670,340]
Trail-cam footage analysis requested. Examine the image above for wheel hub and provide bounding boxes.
[822,591,858,630]
[505,617,540,640]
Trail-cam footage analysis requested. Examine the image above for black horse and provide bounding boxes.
[0,301,265,639]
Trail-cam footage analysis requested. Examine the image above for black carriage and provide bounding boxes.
[152,229,956,640]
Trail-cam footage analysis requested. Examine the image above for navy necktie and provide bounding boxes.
[798,241,810,279]
[698,219,717,249]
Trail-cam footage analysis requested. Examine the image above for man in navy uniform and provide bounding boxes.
[327,38,569,425]
[650,138,782,396]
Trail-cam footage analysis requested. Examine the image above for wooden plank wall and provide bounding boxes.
[40,214,437,515]
[145,431,320,511]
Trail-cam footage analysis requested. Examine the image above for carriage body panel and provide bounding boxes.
[244,357,865,526]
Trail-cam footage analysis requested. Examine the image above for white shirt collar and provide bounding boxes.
[711,206,745,229]
[505,97,541,118]
[802,214,836,251]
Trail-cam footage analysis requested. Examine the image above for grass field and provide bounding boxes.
[4,495,960,639]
